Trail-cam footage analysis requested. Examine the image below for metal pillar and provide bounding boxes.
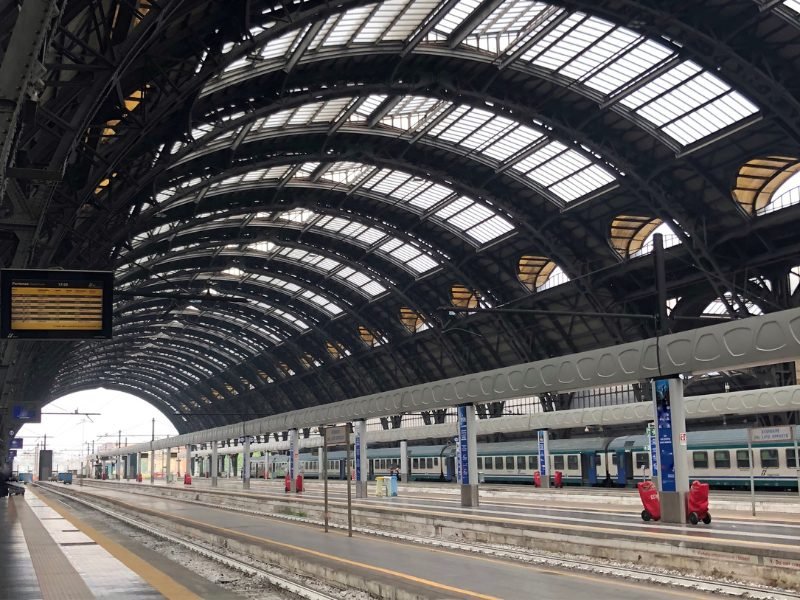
[653,377,689,523]
[355,420,368,498]
[211,441,218,487]
[243,436,251,490]
[400,440,408,481]
[288,429,299,492]
[538,430,551,489]
[457,404,479,507]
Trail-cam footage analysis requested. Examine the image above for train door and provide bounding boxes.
[339,460,346,480]
[582,452,597,486]
[445,456,455,482]
[615,450,627,486]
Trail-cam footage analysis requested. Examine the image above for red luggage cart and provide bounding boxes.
[638,480,660,521]
[687,481,711,525]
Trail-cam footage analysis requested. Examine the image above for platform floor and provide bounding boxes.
[72,483,722,600]
[0,489,242,599]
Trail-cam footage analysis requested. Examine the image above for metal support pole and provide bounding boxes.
[150,418,155,485]
[346,424,353,537]
[653,232,669,335]
[749,431,756,516]
[322,427,329,533]
[211,441,218,487]
[243,435,251,490]
[117,430,122,480]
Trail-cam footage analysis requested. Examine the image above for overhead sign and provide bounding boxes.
[325,425,348,446]
[749,426,794,443]
[0,269,113,340]
[11,404,40,423]
[9,438,22,449]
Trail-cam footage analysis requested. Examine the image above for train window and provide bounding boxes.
[477,457,483,469]
[484,457,493,470]
[553,455,565,470]
[412,458,418,469]
[714,450,730,469]
[505,457,514,470]
[567,455,578,470]
[635,453,649,469]
[426,458,434,469]
[382,459,388,469]
[517,456,526,470]
[433,458,439,467]
[528,455,538,470]
[611,453,618,466]
[692,451,708,469]
[760,449,779,468]
[736,450,750,468]
[787,449,797,469]
[493,457,502,470]
[594,454,602,467]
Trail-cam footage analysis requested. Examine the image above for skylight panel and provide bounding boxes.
[467,215,515,244]
[319,162,372,185]
[447,202,494,231]
[368,169,412,195]
[260,30,299,60]
[357,95,388,117]
[459,115,516,151]
[436,0,482,35]
[559,24,638,82]
[538,264,570,291]
[428,105,469,137]
[522,12,585,65]
[482,125,543,161]
[785,0,800,13]
[384,0,439,41]
[323,5,374,46]
[584,39,673,95]
[475,1,550,35]
[661,91,758,146]
[538,16,615,74]
[353,0,406,44]
[408,183,453,210]
[527,148,591,187]
[435,196,472,220]
[362,281,388,296]
[513,140,567,174]
[437,108,492,143]
[550,164,616,202]
[317,257,340,272]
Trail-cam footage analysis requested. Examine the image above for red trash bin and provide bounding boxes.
[533,471,541,488]
[687,481,711,525]
[295,474,304,493]
[183,473,192,485]
[284,472,291,493]
[553,471,563,488]
[136,473,142,483]
[638,480,661,521]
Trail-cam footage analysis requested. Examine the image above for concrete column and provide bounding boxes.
[211,441,219,487]
[149,446,154,485]
[538,429,551,489]
[165,448,171,484]
[400,440,408,482]
[288,429,299,492]
[137,453,143,480]
[355,420,368,498]
[653,377,689,523]
[243,436,251,490]
[457,404,479,507]
[124,455,129,480]
[117,454,122,480]
[185,445,191,480]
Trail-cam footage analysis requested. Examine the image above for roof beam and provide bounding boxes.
[447,0,505,49]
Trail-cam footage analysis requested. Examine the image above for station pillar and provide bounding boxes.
[457,404,479,507]
[185,445,191,478]
[124,454,129,480]
[117,454,122,480]
[288,429,299,492]
[211,441,219,487]
[537,430,551,489]
[165,448,171,484]
[354,420,368,497]
[400,440,408,481]
[243,436,251,490]
[653,377,689,523]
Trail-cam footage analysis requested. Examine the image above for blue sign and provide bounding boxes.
[288,437,295,480]
[457,405,469,485]
[355,433,361,480]
[537,430,547,475]
[654,378,675,492]
[7,450,16,459]
[12,405,39,422]
[648,426,658,478]
[9,438,22,449]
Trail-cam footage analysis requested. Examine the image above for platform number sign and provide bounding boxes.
[654,378,676,492]
[646,423,658,478]
[457,405,470,485]
[537,430,548,477]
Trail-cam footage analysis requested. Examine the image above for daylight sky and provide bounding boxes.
[13,388,178,473]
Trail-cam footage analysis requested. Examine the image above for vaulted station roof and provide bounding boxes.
[4,0,800,432]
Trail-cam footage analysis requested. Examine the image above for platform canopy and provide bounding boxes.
[2,0,800,434]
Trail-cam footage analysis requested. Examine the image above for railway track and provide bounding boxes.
[36,484,342,600]
[41,482,800,600]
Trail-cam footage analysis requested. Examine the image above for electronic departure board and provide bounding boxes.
[0,269,113,339]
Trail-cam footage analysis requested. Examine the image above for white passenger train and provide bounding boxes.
[243,427,799,490]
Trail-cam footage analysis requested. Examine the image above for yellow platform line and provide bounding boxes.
[31,487,201,600]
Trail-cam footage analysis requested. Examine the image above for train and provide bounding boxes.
[244,427,800,491]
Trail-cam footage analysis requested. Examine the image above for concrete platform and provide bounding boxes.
[42,482,723,600]
[0,488,243,599]
[65,478,800,592]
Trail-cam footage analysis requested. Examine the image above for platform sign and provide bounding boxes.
[0,269,113,340]
[7,450,16,459]
[654,378,676,492]
[355,428,362,482]
[457,405,470,485]
[325,425,348,446]
[646,423,658,478]
[537,430,548,477]
[9,438,22,449]
[11,404,40,423]
[750,426,793,443]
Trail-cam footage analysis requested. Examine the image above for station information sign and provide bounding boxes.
[0,269,113,339]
